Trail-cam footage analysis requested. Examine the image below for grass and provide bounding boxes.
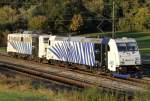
[0,74,52,101]
[0,74,119,101]
[0,91,50,101]
[0,72,150,101]
[1,73,150,101]
[0,47,6,52]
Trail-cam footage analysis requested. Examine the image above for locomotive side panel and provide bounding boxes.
[38,35,51,58]
[46,39,96,66]
[7,34,33,55]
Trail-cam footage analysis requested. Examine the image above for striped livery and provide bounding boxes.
[47,40,95,66]
[7,34,34,55]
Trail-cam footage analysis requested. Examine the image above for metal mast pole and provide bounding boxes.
[112,0,115,39]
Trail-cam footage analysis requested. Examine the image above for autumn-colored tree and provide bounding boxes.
[70,14,83,32]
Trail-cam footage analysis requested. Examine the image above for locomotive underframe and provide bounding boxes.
[116,66,143,78]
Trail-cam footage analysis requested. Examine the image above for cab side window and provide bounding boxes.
[48,41,51,45]
[44,38,49,43]
[21,37,23,42]
[94,44,101,52]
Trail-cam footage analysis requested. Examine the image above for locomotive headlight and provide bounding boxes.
[135,57,140,61]
[135,61,140,64]
[121,61,125,65]
[135,57,141,64]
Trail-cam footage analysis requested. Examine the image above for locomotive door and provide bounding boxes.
[94,44,101,66]
[32,37,39,57]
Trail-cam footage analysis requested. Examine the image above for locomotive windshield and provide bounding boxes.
[126,42,138,51]
[117,43,127,51]
[117,42,138,51]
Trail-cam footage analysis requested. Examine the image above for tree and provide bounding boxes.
[70,14,83,32]
[83,0,104,18]
[28,15,47,31]
[43,0,65,19]
[0,6,18,24]
[134,7,150,31]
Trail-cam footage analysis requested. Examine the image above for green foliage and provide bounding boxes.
[75,88,117,101]
[0,91,50,101]
[43,0,65,19]
[0,47,6,52]
[28,16,47,30]
[83,0,104,12]
[116,0,150,32]
[0,6,18,24]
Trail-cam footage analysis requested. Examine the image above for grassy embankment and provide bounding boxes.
[81,32,150,59]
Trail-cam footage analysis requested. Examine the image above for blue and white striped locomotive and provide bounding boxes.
[7,33,142,78]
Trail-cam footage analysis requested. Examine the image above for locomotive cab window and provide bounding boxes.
[44,38,49,43]
[126,42,138,51]
[94,44,101,62]
[21,37,23,42]
[117,43,127,52]
[94,44,101,53]
[48,40,51,45]
[107,45,110,51]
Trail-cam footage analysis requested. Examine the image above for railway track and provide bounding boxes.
[0,52,149,92]
[0,61,94,88]
[1,52,149,86]
[53,64,150,87]
[0,60,132,94]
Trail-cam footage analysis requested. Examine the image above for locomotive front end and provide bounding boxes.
[115,38,142,78]
[117,39,141,66]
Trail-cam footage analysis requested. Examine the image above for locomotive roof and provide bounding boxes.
[39,35,52,38]
[8,33,39,37]
[52,36,136,43]
[8,33,37,36]
[54,36,102,43]
[115,38,136,43]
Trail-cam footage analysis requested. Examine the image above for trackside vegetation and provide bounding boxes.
[0,47,6,52]
[0,73,150,101]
